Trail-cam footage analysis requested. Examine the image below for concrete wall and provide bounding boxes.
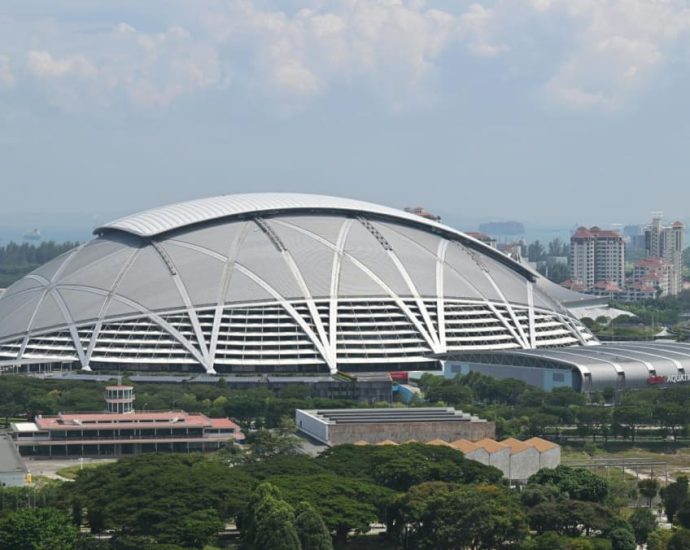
[464,448,490,465]
[508,448,541,481]
[326,420,495,446]
[0,471,25,487]
[485,448,510,477]
[295,410,329,444]
[539,447,561,470]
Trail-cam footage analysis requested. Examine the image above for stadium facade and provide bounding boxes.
[0,193,595,375]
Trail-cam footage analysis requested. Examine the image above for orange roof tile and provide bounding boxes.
[475,438,508,453]
[426,439,452,446]
[525,437,559,452]
[450,439,481,453]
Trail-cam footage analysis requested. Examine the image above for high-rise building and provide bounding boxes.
[569,227,625,290]
[644,215,685,296]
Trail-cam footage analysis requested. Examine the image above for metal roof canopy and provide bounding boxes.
[302,407,483,424]
[438,342,690,391]
[94,192,536,281]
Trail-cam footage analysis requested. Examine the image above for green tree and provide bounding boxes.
[647,528,673,550]
[613,403,651,443]
[529,466,609,503]
[254,497,301,550]
[390,483,527,549]
[267,474,392,542]
[638,478,660,507]
[675,499,690,529]
[294,501,333,550]
[668,528,690,550]
[628,508,656,545]
[179,509,224,548]
[661,476,689,522]
[528,499,613,537]
[428,484,528,549]
[248,429,302,460]
[607,527,635,550]
[0,507,78,550]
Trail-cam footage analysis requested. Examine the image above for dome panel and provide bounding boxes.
[337,256,390,297]
[275,215,347,247]
[443,244,503,302]
[233,224,304,301]
[224,269,277,304]
[2,276,44,298]
[30,250,76,284]
[0,291,43,340]
[104,298,146,319]
[343,221,410,297]
[55,288,107,324]
[270,221,334,299]
[60,245,138,293]
[169,220,247,257]
[163,242,226,307]
[114,247,186,312]
[442,263,485,301]
[28,293,68,333]
[377,220,443,257]
[373,221,438,297]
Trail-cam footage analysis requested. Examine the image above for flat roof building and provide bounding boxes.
[295,407,495,446]
[12,410,243,458]
[10,384,243,458]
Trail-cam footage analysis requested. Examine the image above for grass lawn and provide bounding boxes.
[56,462,108,480]
[563,445,690,468]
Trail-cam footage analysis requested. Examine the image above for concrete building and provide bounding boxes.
[644,216,685,296]
[449,439,489,465]
[11,385,244,458]
[500,438,541,482]
[526,437,561,470]
[295,407,495,446]
[450,437,560,481]
[475,438,511,475]
[569,227,625,291]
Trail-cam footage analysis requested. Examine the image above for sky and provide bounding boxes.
[1,0,690,241]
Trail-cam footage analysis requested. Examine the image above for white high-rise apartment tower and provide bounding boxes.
[569,227,625,290]
[645,215,685,296]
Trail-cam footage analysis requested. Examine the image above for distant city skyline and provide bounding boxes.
[2,2,690,227]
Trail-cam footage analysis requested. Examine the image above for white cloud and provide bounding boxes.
[0,55,15,89]
[201,0,458,104]
[27,50,97,79]
[535,0,690,109]
[2,0,690,112]
[459,3,509,57]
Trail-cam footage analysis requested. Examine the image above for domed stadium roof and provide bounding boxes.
[0,193,595,374]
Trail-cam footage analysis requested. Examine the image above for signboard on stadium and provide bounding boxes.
[647,374,690,385]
